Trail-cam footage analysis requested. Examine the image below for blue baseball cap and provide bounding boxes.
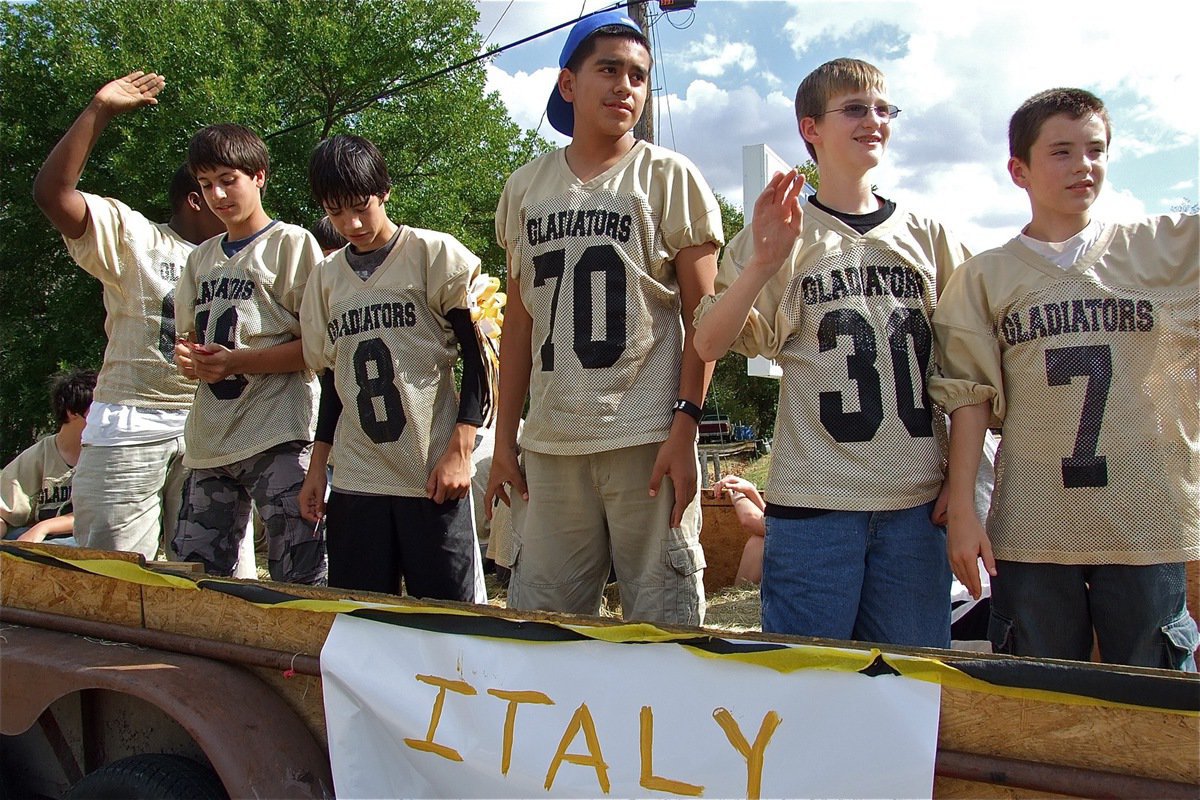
[546,11,643,137]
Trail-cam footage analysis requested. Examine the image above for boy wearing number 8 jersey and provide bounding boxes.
[694,58,970,646]
[172,123,327,585]
[487,11,723,624]
[298,135,490,602]
[930,88,1199,669]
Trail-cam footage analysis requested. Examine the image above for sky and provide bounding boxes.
[475,0,1198,251]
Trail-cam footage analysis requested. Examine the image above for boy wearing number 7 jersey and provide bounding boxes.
[930,88,1198,669]
[298,135,491,601]
[694,58,970,646]
[486,11,723,624]
[173,123,327,585]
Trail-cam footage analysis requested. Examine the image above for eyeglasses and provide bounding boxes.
[814,103,901,121]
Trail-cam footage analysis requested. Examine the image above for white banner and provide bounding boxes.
[322,613,941,798]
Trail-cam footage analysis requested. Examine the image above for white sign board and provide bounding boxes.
[741,143,805,379]
[322,613,941,798]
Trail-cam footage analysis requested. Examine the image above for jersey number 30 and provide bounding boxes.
[818,307,933,442]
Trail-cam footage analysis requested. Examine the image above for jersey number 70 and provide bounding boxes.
[532,244,627,371]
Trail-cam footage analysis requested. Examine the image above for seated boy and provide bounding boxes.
[694,58,970,647]
[930,88,1199,669]
[32,70,225,559]
[298,134,489,602]
[485,11,723,625]
[172,123,326,585]
[1,369,97,545]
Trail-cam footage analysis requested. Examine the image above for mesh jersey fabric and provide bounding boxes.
[176,221,320,468]
[698,202,970,510]
[930,215,1199,565]
[301,227,480,497]
[495,140,723,456]
[63,193,200,409]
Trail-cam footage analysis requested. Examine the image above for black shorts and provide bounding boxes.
[324,491,476,601]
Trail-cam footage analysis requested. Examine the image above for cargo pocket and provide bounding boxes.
[987,608,1016,656]
[1160,609,1200,671]
[667,540,707,626]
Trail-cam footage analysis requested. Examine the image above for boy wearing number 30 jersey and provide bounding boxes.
[930,88,1198,669]
[173,123,326,585]
[298,135,490,602]
[487,12,723,624]
[694,58,970,647]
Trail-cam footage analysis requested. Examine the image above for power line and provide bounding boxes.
[266,0,651,141]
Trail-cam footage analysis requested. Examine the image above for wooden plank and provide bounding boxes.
[938,685,1199,784]
[0,543,143,627]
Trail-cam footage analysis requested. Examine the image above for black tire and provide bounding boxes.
[65,754,227,800]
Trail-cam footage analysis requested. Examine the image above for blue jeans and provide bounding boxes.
[760,501,951,647]
[989,561,1198,671]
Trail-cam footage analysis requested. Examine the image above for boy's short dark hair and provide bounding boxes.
[50,368,96,425]
[167,164,202,213]
[310,216,348,253]
[187,123,270,183]
[308,135,391,209]
[564,24,650,73]
[794,58,887,161]
[1009,88,1111,164]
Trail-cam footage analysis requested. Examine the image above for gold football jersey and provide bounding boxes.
[700,203,969,510]
[496,141,723,456]
[63,194,199,409]
[931,215,1199,565]
[301,228,479,496]
[176,222,320,468]
[0,435,73,528]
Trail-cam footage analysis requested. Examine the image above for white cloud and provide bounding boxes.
[681,34,757,77]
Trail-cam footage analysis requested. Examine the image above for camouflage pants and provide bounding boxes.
[174,441,327,585]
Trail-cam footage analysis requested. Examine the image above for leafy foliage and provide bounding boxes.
[0,0,547,460]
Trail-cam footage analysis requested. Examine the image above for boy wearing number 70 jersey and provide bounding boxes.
[298,135,491,601]
[173,123,327,585]
[486,11,723,624]
[694,58,970,647]
[930,88,1198,669]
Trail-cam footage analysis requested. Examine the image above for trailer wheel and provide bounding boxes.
[65,754,227,800]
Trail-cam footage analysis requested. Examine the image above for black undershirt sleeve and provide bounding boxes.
[447,307,487,427]
[315,369,342,445]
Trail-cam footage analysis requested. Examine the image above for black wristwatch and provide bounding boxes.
[672,398,703,422]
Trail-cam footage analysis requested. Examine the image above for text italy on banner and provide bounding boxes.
[320,613,941,798]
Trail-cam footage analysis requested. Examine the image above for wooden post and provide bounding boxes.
[627,1,654,143]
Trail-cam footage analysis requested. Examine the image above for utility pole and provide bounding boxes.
[627,1,654,143]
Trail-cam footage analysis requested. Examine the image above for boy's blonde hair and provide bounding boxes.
[794,58,887,161]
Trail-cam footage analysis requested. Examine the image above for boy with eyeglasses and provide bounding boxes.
[694,58,970,647]
[930,88,1198,669]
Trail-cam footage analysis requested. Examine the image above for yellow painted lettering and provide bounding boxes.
[403,674,477,762]
[487,688,555,775]
[713,707,782,800]
[544,703,610,794]
[639,706,704,796]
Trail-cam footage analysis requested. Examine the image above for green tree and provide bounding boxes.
[0,0,547,460]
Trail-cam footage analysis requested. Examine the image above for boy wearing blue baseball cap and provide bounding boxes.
[487,11,724,624]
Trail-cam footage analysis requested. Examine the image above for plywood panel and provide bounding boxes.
[939,685,1200,784]
[699,493,752,592]
[0,544,142,626]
